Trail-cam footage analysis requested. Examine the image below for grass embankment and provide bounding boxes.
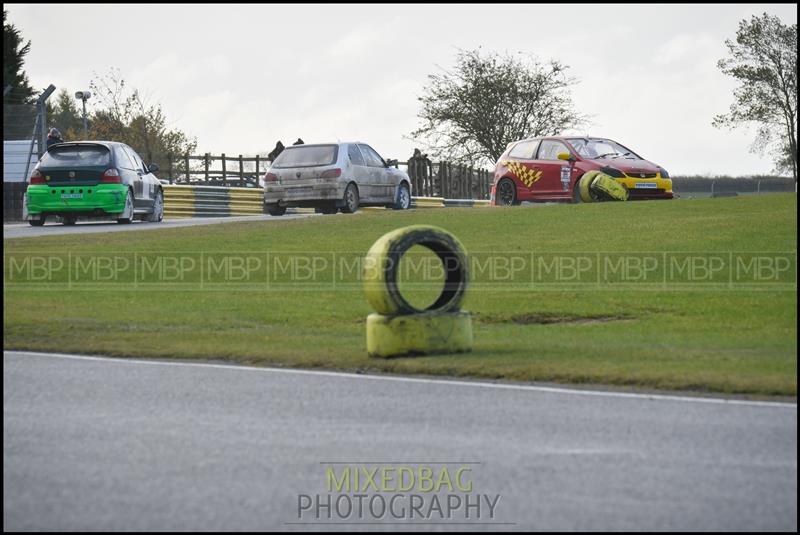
[4,194,797,396]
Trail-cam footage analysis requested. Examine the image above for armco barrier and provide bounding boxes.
[411,196,491,209]
[163,186,490,218]
[163,185,263,218]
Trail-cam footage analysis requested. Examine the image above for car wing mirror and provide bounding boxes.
[557,152,574,162]
[385,158,398,168]
[147,163,160,173]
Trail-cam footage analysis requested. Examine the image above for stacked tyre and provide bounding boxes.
[576,171,629,203]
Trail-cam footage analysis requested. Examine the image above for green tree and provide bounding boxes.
[3,10,35,104]
[410,48,586,167]
[713,13,797,182]
[87,68,197,174]
[46,89,84,139]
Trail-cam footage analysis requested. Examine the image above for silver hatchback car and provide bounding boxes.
[262,142,412,215]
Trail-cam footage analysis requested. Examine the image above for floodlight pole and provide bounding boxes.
[23,85,56,184]
[75,90,92,137]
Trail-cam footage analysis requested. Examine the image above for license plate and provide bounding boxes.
[634,182,657,189]
[61,193,83,199]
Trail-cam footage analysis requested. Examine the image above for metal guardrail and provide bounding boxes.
[163,185,263,218]
[162,185,490,218]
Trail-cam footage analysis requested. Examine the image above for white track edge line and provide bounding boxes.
[5,350,796,409]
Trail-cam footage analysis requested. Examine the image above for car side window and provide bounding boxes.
[536,140,569,161]
[509,140,538,159]
[358,144,384,168]
[348,144,365,166]
[115,146,135,170]
[123,146,145,172]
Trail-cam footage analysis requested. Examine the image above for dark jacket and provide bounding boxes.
[46,136,63,150]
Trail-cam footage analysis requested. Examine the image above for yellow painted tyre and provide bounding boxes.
[366,311,473,358]
[579,170,602,203]
[591,174,629,201]
[363,225,469,315]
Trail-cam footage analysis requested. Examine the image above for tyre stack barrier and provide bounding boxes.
[363,225,473,358]
[163,185,263,218]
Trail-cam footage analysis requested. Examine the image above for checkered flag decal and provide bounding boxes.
[503,161,543,188]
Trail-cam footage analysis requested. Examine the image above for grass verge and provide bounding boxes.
[4,194,797,396]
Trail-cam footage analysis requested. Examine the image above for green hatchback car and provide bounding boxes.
[25,141,164,226]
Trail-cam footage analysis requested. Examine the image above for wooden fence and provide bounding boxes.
[161,153,493,200]
[161,153,264,188]
[405,157,492,200]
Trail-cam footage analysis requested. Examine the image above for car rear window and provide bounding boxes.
[41,145,111,167]
[272,145,338,168]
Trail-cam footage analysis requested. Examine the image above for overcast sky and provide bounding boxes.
[6,3,797,175]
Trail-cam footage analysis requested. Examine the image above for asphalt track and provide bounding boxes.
[3,351,796,531]
[2,213,317,239]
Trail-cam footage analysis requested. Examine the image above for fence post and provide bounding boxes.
[204,153,210,183]
[239,154,244,187]
[168,153,174,184]
[427,160,433,197]
[470,166,475,199]
[444,162,451,198]
[757,179,761,195]
[255,155,260,185]
[711,180,715,197]
[184,154,190,183]
[221,153,227,187]
[439,162,444,198]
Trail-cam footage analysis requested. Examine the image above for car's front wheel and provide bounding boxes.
[266,203,287,216]
[341,183,359,213]
[28,216,45,227]
[62,215,77,226]
[146,189,164,222]
[496,178,518,206]
[315,205,338,215]
[117,190,135,224]
[392,182,411,210]
[578,171,601,203]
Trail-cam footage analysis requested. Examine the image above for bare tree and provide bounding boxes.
[87,68,197,171]
[410,48,587,167]
[713,13,797,182]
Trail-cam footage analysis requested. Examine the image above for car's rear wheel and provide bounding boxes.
[392,182,411,210]
[62,215,77,226]
[342,183,359,213]
[496,178,518,206]
[117,190,135,224]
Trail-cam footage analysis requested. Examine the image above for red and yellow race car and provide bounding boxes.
[490,136,673,205]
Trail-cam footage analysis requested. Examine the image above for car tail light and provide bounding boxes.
[101,168,122,183]
[320,168,342,180]
[29,169,45,184]
[264,172,278,183]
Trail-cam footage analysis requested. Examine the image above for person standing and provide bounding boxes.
[46,127,64,150]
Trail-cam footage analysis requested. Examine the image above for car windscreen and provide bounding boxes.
[40,145,111,167]
[567,139,640,160]
[272,145,338,168]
